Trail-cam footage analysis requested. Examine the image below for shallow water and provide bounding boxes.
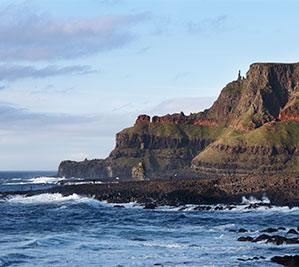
[0,172,298,267]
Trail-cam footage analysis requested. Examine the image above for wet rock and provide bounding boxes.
[238,256,266,261]
[278,227,286,231]
[237,236,254,242]
[238,228,248,233]
[253,234,271,242]
[113,205,125,208]
[271,255,299,266]
[227,205,236,210]
[263,235,298,245]
[143,203,157,209]
[261,227,278,233]
[287,229,298,235]
[193,205,212,211]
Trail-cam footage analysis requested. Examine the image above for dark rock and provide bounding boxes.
[287,229,299,235]
[266,235,299,245]
[278,227,287,231]
[237,256,266,262]
[143,203,157,209]
[237,236,254,242]
[261,227,278,233]
[238,228,248,233]
[271,255,299,266]
[113,205,125,208]
[253,234,271,242]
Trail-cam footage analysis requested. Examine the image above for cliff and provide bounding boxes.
[58,62,299,179]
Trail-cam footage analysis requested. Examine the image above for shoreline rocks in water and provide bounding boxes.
[236,226,299,246]
[271,255,299,266]
[2,174,299,207]
[233,226,299,266]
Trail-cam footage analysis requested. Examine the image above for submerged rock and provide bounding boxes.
[237,236,254,242]
[261,227,279,233]
[237,256,266,262]
[271,255,299,266]
[143,203,157,209]
[287,229,299,235]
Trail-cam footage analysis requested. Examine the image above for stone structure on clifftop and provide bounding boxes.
[59,62,299,180]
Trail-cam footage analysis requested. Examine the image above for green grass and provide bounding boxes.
[215,121,299,147]
[120,122,225,140]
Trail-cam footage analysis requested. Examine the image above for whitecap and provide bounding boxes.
[3,176,65,185]
[6,193,85,204]
[241,195,270,205]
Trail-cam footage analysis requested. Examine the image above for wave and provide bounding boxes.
[155,204,299,213]
[241,195,270,205]
[3,176,65,185]
[2,193,298,213]
[4,193,94,205]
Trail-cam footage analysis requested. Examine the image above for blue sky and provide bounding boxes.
[0,0,298,170]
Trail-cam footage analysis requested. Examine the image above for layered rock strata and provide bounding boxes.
[59,62,299,179]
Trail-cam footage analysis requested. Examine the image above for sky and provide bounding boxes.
[0,0,299,170]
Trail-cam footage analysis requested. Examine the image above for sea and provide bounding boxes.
[0,171,298,267]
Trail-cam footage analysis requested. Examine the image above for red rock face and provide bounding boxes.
[152,113,188,124]
[136,113,219,126]
[135,114,151,124]
[279,112,299,121]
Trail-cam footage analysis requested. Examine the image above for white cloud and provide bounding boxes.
[0,64,95,81]
[0,4,149,61]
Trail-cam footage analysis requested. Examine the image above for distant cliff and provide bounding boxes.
[58,62,299,179]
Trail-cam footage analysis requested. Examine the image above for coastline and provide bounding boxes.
[3,174,298,207]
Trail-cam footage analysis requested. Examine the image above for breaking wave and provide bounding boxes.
[3,176,65,185]
[241,195,270,205]
[4,193,97,205]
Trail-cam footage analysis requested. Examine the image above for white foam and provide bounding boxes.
[3,176,65,185]
[62,181,103,185]
[241,195,270,205]
[141,242,187,249]
[29,176,65,184]
[100,200,141,209]
[6,193,86,204]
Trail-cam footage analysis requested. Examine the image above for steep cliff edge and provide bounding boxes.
[58,62,299,179]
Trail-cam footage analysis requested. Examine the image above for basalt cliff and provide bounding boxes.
[58,62,299,180]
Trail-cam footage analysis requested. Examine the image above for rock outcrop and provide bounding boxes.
[58,62,299,180]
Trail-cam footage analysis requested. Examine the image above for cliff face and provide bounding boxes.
[58,62,299,179]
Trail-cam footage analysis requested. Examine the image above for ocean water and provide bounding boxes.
[0,172,298,267]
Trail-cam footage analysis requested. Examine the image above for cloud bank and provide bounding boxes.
[0,4,148,61]
[0,96,215,169]
[0,64,95,81]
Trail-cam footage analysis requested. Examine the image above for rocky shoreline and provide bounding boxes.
[3,174,298,207]
[1,175,298,266]
[233,226,299,266]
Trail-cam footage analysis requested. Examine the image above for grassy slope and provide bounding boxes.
[194,121,299,171]
[120,122,225,140]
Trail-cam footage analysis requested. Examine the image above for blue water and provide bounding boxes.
[0,172,298,267]
[0,171,57,192]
